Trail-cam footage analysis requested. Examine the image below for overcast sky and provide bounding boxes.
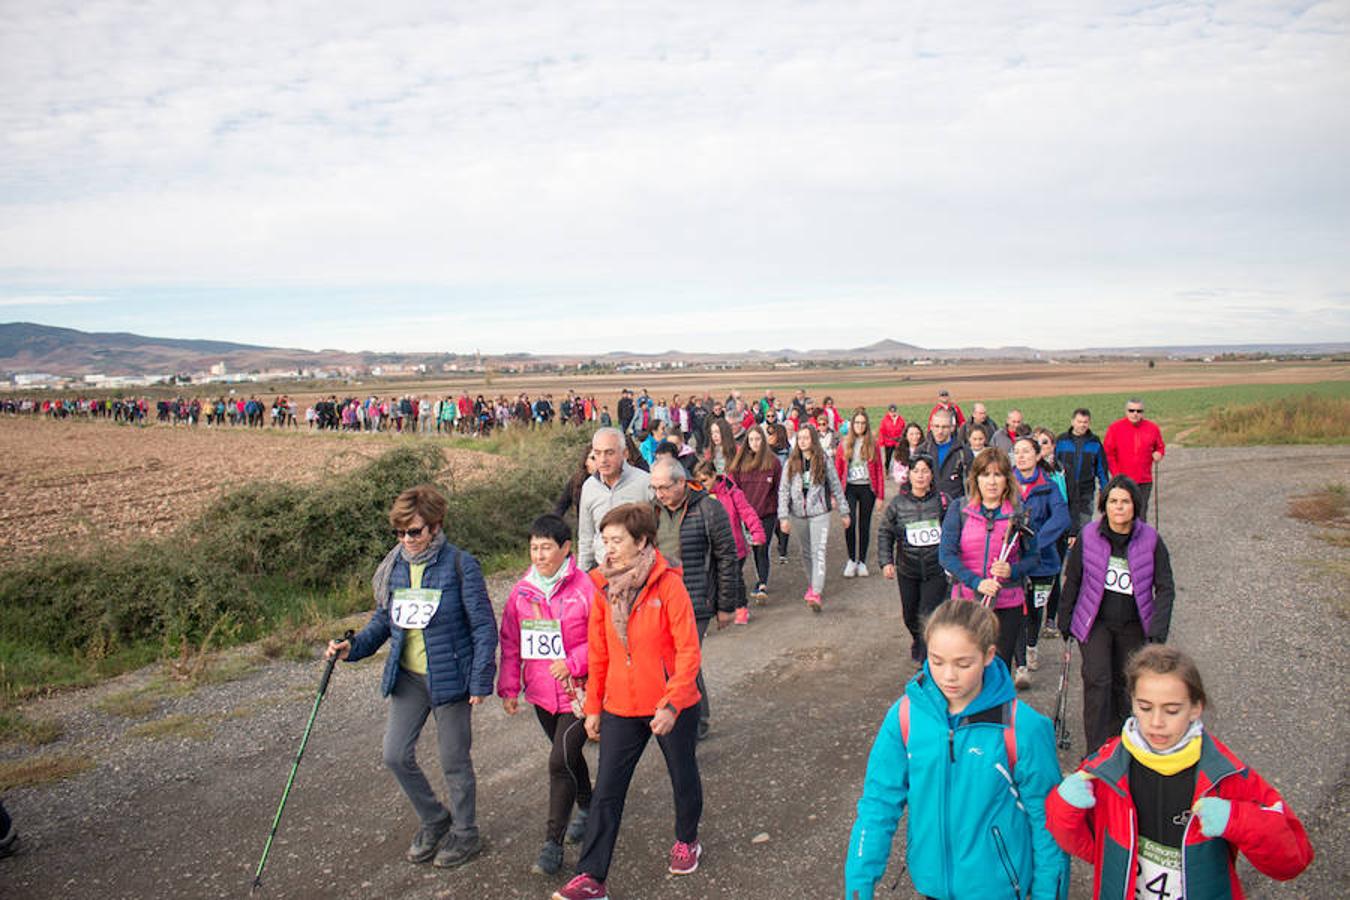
[1,1,1347,354]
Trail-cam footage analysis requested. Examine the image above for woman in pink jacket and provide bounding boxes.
[694,459,766,625]
[498,514,597,876]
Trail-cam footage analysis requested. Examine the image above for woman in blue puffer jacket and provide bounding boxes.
[845,599,1068,900]
[1010,436,1071,690]
[326,484,499,870]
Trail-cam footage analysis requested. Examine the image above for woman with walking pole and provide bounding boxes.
[1056,475,1175,755]
[326,484,498,869]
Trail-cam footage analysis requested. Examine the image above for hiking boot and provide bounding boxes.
[433,833,483,868]
[856,562,870,577]
[564,806,589,845]
[752,583,768,603]
[843,560,858,578]
[778,553,789,564]
[405,819,452,863]
[1014,666,1032,690]
[805,588,822,613]
[734,607,750,625]
[668,840,703,875]
[1027,646,1040,671]
[532,840,564,876]
[551,873,608,900]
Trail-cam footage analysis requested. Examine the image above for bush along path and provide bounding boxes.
[0,446,1347,899]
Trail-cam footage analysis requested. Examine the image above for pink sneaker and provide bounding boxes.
[734,607,749,625]
[805,588,822,613]
[551,873,608,900]
[668,840,702,875]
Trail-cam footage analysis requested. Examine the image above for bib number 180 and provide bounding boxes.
[522,619,565,661]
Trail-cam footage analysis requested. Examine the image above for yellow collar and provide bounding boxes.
[1121,719,1202,776]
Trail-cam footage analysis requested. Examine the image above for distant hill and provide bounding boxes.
[1,321,1345,378]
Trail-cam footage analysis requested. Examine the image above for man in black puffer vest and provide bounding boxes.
[649,458,738,740]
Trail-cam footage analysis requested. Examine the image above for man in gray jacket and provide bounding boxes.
[577,427,653,569]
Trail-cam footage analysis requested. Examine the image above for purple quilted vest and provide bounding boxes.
[1070,521,1158,641]
[950,501,1026,610]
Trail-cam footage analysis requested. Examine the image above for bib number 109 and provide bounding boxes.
[906,520,941,547]
[522,619,565,660]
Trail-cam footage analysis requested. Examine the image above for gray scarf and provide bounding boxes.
[373,529,447,610]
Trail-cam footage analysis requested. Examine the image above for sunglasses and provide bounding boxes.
[1127,408,1144,413]
[393,526,428,539]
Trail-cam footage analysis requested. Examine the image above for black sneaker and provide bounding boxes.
[405,819,451,864]
[0,823,18,860]
[531,839,564,875]
[433,833,483,869]
[565,806,590,845]
[696,719,711,741]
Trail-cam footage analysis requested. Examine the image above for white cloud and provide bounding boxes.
[0,294,105,307]
[0,1,1346,351]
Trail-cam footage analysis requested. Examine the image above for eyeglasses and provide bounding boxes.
[651,482,677,492]
[393,526,427,539]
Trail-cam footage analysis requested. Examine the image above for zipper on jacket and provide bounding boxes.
[942,726,955,898]
[1122,806,1135,900]
[1179,767,1239,899]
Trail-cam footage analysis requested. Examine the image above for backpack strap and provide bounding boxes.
[1004,699,1018,773]
[897,694,911,746]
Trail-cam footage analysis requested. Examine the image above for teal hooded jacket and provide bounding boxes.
[845,659,1068,900]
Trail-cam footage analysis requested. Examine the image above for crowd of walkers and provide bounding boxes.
[0,390,614,435]
[1,382,1315,899]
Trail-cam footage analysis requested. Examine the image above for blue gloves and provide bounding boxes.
[1193,797,1231,838]
[1056,771,1096,809]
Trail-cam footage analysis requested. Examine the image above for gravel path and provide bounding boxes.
[1,445,1346,899]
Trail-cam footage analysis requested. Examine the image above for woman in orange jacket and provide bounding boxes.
[551,503,704,900]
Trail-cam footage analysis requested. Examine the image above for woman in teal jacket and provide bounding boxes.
[845,599,1068,900]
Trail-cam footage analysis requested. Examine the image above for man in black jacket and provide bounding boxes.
[916,410,968,504]
[1055,408,1110,536]
[616,389,635,434]
[649,458,738,739]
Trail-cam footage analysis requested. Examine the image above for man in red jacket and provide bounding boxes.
[1103,397,1165,520]
[929,388,965,428]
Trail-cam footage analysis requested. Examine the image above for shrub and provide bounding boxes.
[1203,395,1350,445]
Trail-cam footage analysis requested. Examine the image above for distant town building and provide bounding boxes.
[210,361,228,376]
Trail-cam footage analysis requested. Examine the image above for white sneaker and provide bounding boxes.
[1014,666,1032,690]
[1027,646,1040,671]
[843,560,858,578]
[856,562,870,577]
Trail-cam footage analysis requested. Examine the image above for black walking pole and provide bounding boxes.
[251,629,353,894]
[1153,460,1161,531]
[1053,640,1074,750]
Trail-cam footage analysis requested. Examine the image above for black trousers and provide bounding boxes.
[534,705,593,844]
[1081,617,1146,753]
[695,616,711,728]
[1137,482,1154,522]
[775,515,790,557]
[1016,576,1058,664]
[844,483,876,563]
[898,572,948,661]
[576,706,702,883]
[752,513,776,587]
[994,605,1024,670]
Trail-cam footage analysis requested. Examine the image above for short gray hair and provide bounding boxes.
[651,457,686,484]
[592,426,624,449]
[928,408,955,426]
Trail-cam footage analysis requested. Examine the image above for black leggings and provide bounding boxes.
[534,706,593,844]
[844,483,876,563]
[1016,576,1058,664]
[994,605,1024,670]
[752,513,775,587]
[898,572,949,661]
[775,516,790,557]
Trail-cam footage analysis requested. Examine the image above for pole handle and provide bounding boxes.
[318,629,355,695]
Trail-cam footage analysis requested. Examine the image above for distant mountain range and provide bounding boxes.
[1,322,1346,378]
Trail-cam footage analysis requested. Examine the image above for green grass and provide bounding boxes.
[0,711,64,746]
[1193,395,1350,445]
[126,713,216,741]
[858,381,1350,443]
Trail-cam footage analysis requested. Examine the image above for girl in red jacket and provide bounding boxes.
[694,459,766,625]
[1046,645,1313,900]
[834,407,886,578]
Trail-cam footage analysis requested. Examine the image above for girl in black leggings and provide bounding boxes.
[835,407,886,577]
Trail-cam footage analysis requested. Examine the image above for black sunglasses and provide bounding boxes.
[393,526,428,539]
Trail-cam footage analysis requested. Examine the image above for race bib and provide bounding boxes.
[848,462,868,482]
[1032,582,1052,609]
[521,619,565,660]
[1134,836,1184,900]
[905,520,941,547]
[390,588,442,630]
[1106,556,1133,594]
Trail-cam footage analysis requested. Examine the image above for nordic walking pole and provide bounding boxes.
[1153,460,1161,531]
[251,628,354,894]
[1053,640,1074,750]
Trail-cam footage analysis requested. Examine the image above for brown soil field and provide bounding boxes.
[0,420,499,558]
[277,358,1346,408]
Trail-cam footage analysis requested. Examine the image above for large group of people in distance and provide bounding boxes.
[1,381,1315,899]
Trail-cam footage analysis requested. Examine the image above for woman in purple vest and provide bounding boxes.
[1056,475,1175,754]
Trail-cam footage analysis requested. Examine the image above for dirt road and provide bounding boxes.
[2,446,1346,899]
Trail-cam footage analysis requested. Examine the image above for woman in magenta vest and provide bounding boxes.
[938,449,1040,669]
[1056,475,1175,754]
